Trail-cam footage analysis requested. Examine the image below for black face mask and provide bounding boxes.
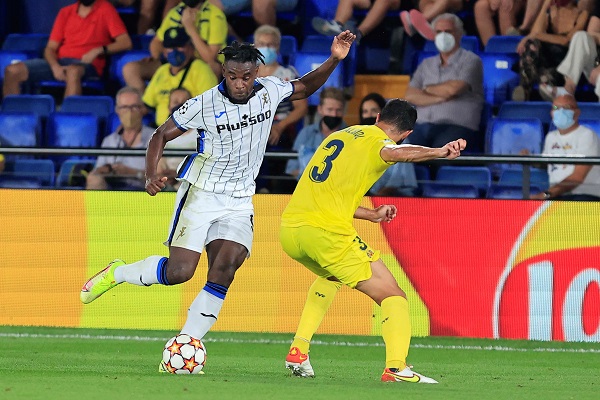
[80,0,95,6]
[360,117,377,125]
[322,116,342,130]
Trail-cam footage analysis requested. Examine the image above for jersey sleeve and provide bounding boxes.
[172,95,205,131]
[263,76,295,104]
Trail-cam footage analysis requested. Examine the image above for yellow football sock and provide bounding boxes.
[381,296,411,370]
[291,277,342,354]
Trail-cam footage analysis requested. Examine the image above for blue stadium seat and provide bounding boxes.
[487,183,542,199]
[280,36,298,65]
[499,169,549,191]
[110,50,150,86]
[60,95,114,136]
[0,51,29,82]
[414,164,431,182]
[497,101,552,129]
[487,117,543,155]
[13,158,55,187]
[485,35,522,54]
[1,94,55,119]
[56,158,95,189]
[36,78,105,94]
[422,182,479,198]
[0,112,41,153]
[290,52,344,106]
[46,112,100,148]
[578,103,600,120]
[436,166,491,196]
[481,53,519,106]
[299,35,356,87]
[0,177,43,189]
[423,36,480,54]
[1,33,49,58]
[131,34,153,51]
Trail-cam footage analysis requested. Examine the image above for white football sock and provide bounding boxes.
[113,256,168,286]
[180,282,227,339]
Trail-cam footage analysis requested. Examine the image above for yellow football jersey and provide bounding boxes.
[282,125,396,235]
[156,1,227,61]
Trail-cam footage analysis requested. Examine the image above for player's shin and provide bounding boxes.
[114,256,169,286]
[291,277,342,354]
[180,282,228,339]
[381,296,411,370]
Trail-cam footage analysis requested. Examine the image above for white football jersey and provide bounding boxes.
[172,76,294,197]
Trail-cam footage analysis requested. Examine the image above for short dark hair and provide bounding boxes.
[219,41,265,65]
[379,98,417,132]
[359,92,387,114]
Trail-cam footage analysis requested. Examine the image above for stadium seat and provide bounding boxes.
[422,182,479,198]
[131,34,153,51]
[414,164,431,183]
[486,117,543,176]
[299,35,356,87]
[46,112,100,148]
[487,183,542,199]
[110,50,150,86]
[56,158,95,189]
[436,166,491,196]
[499,169,549,191]
[0,177,43,189]
[481,53,520,106]
[280,36,298,65]
[300,35,331,53]
[0,51,29,83]
[60,95,114,136]
[0,112,41,158]
[1,33,49,58]
[35,78,105,94]
[497,101,552,130]
[13,158,56,187]
[290,52,344,106]
[578,103,600,120]
[423,35,480,54]
[484,35,522,54]
[1,94,55,119]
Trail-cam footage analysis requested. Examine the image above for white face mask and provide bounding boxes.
[434,32,456,53]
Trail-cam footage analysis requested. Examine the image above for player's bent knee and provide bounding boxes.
[166,262,196,284]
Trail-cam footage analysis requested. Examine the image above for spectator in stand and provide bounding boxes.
[529,94,600,200]
[3,0,131,98]
[404,14,484,153]
[311,0,402,43]
[254,25,308,192]
[210,0,298,26]
[86,86,154,190]
[254,25,308,149]
[156,87,197,191]
[122,0,227,92]
[360,93,418,197]
[400,1,466,41]
[539,4,600,100]
[286,87,347,180]
[474,0,526,46]
[512,0,588,101]
[142,27,218,126]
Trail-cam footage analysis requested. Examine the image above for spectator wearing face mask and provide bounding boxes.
[404,13,484,153]
[359,93,418,197]
[286,87,347,180]
[142,27,218,126]
[86,86,154,190]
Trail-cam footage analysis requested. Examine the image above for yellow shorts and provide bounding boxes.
[280,225,380,288]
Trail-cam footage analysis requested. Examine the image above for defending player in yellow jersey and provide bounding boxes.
[281,98,466,383]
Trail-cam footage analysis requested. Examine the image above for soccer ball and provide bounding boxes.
[162,334,207,374]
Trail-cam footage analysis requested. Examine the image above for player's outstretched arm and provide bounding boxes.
[288,31,356,101]
[381,139,467,163]
[354,205,397,223]
[145,117,185,196]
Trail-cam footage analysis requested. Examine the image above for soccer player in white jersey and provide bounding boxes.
[80,32,356,371]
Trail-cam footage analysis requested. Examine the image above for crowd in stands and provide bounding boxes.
[1,0,600,200]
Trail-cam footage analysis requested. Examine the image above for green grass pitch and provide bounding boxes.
[0,326,598,400]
